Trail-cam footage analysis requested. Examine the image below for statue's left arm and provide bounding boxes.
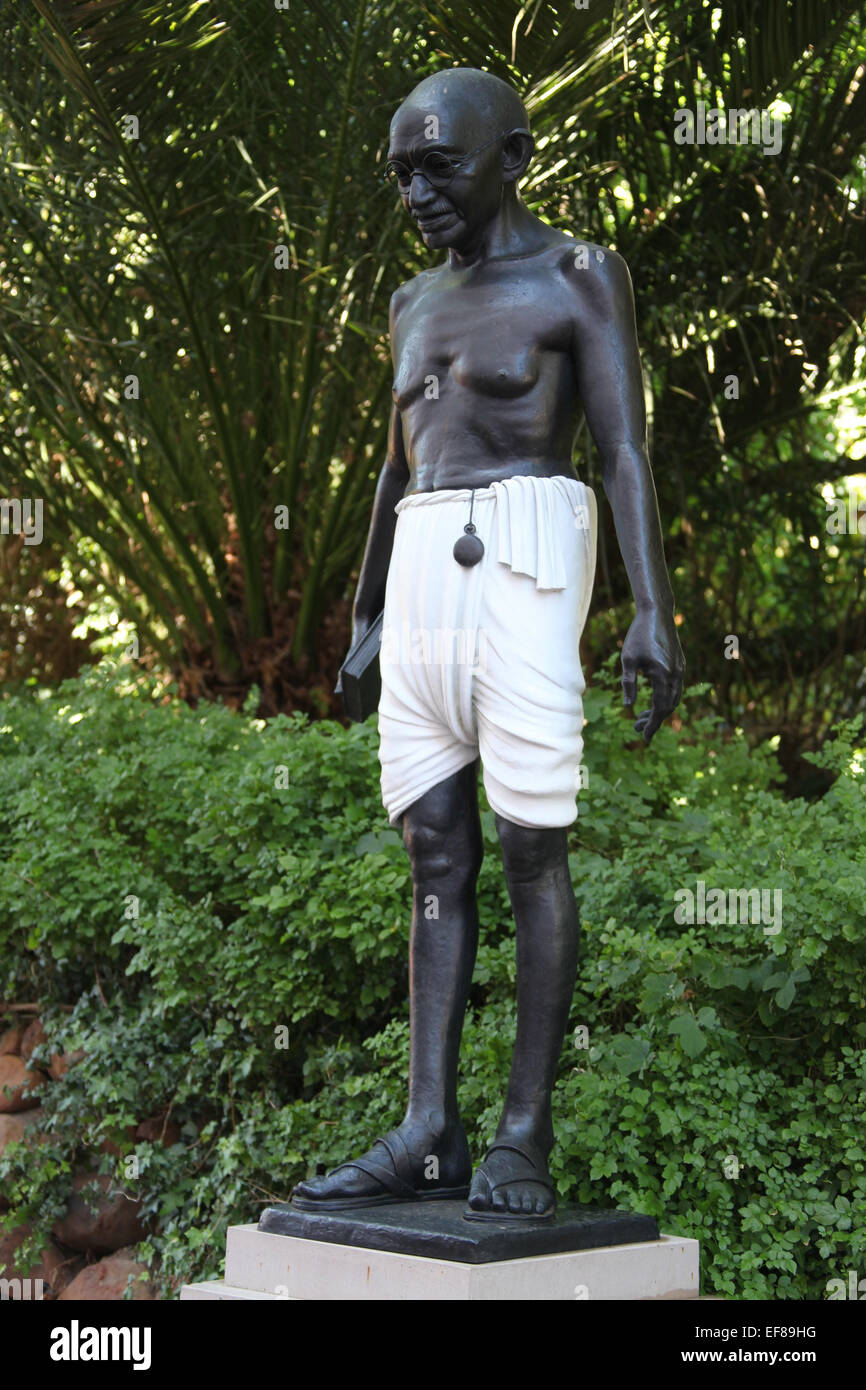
[565,245,685,743]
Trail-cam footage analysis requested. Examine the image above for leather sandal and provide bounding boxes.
[291,1128,471,1210]
[463,1138,557,1222]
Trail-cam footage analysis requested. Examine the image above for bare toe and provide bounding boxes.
[463,1141,556,1220]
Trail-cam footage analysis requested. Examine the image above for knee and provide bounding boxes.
[495,816,567,884]
[403,814,482,887]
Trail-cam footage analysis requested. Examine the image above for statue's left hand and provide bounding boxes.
[621,608,685,745]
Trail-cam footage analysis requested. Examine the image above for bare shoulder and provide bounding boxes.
[555,238,634,315]
[390,266,441,325]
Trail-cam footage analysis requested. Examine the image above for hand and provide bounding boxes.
[621,607,685,745]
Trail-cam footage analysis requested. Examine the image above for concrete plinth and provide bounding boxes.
[180,1208,699,1301]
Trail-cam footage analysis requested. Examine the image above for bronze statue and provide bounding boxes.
[293,67,684,1221]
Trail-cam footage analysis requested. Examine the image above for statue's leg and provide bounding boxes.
[292,759,481,1208]
[466,816,578,1219]
[401,758,482,1149]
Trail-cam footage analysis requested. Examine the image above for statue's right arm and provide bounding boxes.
[349,404,409,644]
[349,290,411,646]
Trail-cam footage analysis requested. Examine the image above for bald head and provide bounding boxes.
[387,67,536,252]
[392,67,530,152]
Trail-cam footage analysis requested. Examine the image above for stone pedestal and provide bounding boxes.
[180,1200,699,1301]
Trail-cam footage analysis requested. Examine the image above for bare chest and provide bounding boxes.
[392,271,573,409]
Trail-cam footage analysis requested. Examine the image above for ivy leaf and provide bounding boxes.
[608,1034,651,1075]
[669,1013,707,1057]
[640,971,681,1014]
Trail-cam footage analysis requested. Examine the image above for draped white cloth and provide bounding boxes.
[378,475,597,828]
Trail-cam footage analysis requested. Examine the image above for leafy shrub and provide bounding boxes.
[1,660,864,1298]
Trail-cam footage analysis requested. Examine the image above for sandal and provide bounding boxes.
[463,1139,557,1222]
[291,1128,471,1210]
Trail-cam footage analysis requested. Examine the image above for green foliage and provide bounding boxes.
[1,661,865,1297]
[0,1,863,749]
[0,0,434,693]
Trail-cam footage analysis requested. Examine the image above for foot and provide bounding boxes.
[292,1120,471,1209]
[464,1136,556,1220]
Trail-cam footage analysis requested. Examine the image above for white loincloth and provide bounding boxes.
[377,474,597,829]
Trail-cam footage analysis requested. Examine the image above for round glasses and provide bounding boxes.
[384,128,531,191]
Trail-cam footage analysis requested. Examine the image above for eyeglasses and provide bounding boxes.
[384,128,531,191]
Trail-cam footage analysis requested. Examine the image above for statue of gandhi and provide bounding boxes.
[293,67,684,1221]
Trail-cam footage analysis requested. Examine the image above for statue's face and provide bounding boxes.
[387,99,506,253]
